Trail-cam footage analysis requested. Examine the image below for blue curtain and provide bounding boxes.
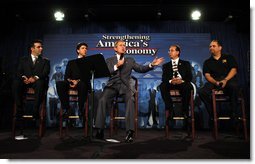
[0,20,250,128]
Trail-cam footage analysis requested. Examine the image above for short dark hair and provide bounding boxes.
[211,39,222,47]
[30,39,43,48]
[76,42,88,51]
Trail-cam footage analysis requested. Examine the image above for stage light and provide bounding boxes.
[156,11,162,19]
[157,11,162,17]
[228,15,233,19]
[84,13,89,21]
[191,10,201,20]
[224,14,234,22]
[54,11,65,21]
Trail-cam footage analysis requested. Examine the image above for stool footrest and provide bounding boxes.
[173,117,185,120]
[114,117,125,120]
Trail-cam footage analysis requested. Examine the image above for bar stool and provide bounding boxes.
[165,82,196,140]
[12,87,46,138]
[110,76,138,137]
[59,88,89,138]
[212,89,248,141]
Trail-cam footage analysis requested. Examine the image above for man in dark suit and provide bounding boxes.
[56,42,90,119]
[13,39,50,119]
[159,45,193,133]
[95,40,164,143]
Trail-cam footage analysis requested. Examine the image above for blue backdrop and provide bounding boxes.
[44,33,210,128]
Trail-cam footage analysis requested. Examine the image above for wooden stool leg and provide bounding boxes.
[165,110,169,138]
[39,100,45,138]
[240,98,248,141]
[212,91,218,139]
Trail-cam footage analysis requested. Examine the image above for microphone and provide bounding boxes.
[119,54,124,60]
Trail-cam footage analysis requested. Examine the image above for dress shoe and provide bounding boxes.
[95,129,104,140]
[125,130,134,143]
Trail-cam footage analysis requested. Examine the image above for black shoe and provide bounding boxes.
[125,130,134,143]
[95,129,104,140]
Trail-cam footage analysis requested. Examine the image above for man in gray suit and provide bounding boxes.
[95,40,164,143]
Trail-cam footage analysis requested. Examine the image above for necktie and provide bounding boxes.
[172,61,178,78]
[33,57,37,65]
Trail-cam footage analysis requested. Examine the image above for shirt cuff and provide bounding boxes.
[149,63,154,68]
[114,65,118,71]
[34,76,39,80]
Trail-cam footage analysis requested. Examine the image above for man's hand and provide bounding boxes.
[219,79,228,88]
[22,76,30,84]
[27,77,36,84]
[171,78,184,85]
[116,58,124,68]
[69,79,80,88]
[151,57,164,66]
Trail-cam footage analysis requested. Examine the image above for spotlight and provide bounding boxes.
[157,11,162,19]
[84,13,90,21]
[84,14,89,18]
[54,11,65,21]
[224,14,234,22]
[191,10,201,20]
[157,11,162,17]
[228,15,233,19]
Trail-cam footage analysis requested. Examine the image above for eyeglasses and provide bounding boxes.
[168,50,175,53]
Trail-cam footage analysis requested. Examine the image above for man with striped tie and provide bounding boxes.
[159,44,193,134]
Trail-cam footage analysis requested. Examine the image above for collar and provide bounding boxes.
[78,54,85,58]
[31,54,38,59]
[171,58,179,64]
[115,53,124,60]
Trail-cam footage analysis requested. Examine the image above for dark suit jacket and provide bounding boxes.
[106,56,153,92]
[161,59,192,85]
[65,58,91,83]
[16,55,50,81]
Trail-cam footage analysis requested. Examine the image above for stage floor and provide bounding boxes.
[0,128,250,159]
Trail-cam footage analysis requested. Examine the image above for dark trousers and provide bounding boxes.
[56,80,88,113]
[159,82,192,117]
[95,82,135,131]
[198,80,239,119]
[12,79,46,116]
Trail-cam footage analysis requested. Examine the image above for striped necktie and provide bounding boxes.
[172,61,178,78]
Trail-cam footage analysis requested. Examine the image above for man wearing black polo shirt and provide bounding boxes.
[198,40,239,128]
